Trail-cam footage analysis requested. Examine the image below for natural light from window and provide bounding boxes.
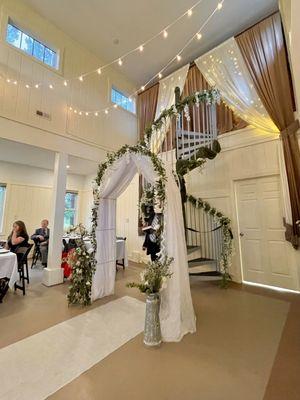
[6,20,58,69]
[111,87,136,114]
[0,185,6,233]
[64,192,78,230]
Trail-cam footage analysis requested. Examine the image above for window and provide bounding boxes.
[64,192,78,230]
[111,87,136,114]
[6,19,58,69]
[0,185,6,233]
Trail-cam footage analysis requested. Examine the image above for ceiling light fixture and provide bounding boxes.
[118,58,123,66]
[217,2,223,10]
[163,30,168,38]
[139,45,144,52]
[176,54,182,61]
[187,9,193,16]
[196,32,202,40]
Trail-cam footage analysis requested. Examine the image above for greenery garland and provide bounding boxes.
[143,88,221,144]
[187,194,233,288]
[67,224,95,306]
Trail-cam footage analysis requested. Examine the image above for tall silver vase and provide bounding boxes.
[144,292,162,347]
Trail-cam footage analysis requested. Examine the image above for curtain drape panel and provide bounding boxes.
[195,38,279,133]
[236,12,300,247]
[137,83,159,140]
[182,65,247,133]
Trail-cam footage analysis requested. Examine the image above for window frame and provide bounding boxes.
[64,191,79,230]
[4,16,62,73]
[111,86,136,115]
[0,184,7,235]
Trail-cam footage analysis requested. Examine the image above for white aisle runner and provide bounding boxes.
[0,296,145,400]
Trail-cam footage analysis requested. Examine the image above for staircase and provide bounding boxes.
[147,88,232,282]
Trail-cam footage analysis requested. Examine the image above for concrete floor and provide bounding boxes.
[1,263,300,400]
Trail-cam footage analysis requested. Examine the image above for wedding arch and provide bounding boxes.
[90,143,196,342]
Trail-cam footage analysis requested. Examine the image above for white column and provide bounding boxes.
[43,152,68,286]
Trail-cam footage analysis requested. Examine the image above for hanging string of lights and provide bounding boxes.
[4,0,224,117]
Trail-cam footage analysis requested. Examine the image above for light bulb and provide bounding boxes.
[114,104,118,108]
[217,2,223,10]
[94,112,98,116]
[139,45,144,52]
[118,59,123,66]
[163,30,168,38]
[85,112,89,116]
[35,84,39,88]
[25,84,30,89]
[6,79,10,83]
[79,111,82,115]
[141,86,145,91]
[176,54,182,62]
[97,68,101,75]
[63,80,68,86]
[13,80,17,85]
[105,109,109,114]
[66,165,70,169]
[158,73,163,79]
[49,84,53,89]
[74,109,77,113]
[187,9,192,16]
[69,106,73,111]
[79,76,83,81]
[196,33,202,40]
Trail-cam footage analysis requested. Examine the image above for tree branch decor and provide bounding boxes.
[187,194,233,288]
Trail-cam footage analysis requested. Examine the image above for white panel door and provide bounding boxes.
[236,175,298,290]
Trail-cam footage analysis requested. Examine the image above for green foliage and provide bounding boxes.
[187,195,233,288]
[127,257,173,294]
[67,224,95,306]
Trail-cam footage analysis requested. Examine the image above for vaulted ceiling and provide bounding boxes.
[23,0,278,85]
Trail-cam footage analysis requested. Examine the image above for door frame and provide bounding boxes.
[232,172,281,285]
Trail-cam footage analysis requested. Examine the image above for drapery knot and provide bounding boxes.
[279,119,300,138]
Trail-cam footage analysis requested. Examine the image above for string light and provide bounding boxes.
[25,84,30,89]
[26,0,224,116]
[94,112,98,116]
[69,106,73,110]
[13,80,17,85]
[35,84,39,88]
[85,112,89,116]
[6,78,10,83]
[49,84,53,89]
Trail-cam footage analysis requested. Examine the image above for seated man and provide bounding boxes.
[31,219,50,267]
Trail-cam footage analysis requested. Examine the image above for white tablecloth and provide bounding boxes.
[0,252,19,289]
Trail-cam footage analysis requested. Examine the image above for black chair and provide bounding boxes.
[31,239,42,268]
[15,244,33,295]
[116,237,127,271]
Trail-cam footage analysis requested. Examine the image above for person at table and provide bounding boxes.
[31,219,50,267]
[5,220,29,253]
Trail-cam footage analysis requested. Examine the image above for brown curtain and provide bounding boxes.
[182,65,247,134]
[137,83,159,235]
[236,12,300,247]
[137,83,159,140]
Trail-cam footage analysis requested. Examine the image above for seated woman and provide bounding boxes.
[5,220,29,253]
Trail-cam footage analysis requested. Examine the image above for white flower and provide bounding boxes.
[86,281,91,286]
[76,261,80,266]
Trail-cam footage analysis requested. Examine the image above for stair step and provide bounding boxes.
[189,270,222,277]
[188,258,216,268]
[186,245,201,255]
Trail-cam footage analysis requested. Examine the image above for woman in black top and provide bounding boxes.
[6,220,29,253]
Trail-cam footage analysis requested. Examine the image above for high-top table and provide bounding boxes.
[0,250,19,289]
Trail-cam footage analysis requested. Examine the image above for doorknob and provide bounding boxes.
[239,232,244,237]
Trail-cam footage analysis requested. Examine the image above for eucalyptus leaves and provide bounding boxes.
[187,194,233,288]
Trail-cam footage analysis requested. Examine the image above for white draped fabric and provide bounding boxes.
[92,152,196,342]
[195,37,279,134]
[151,64,189,153]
